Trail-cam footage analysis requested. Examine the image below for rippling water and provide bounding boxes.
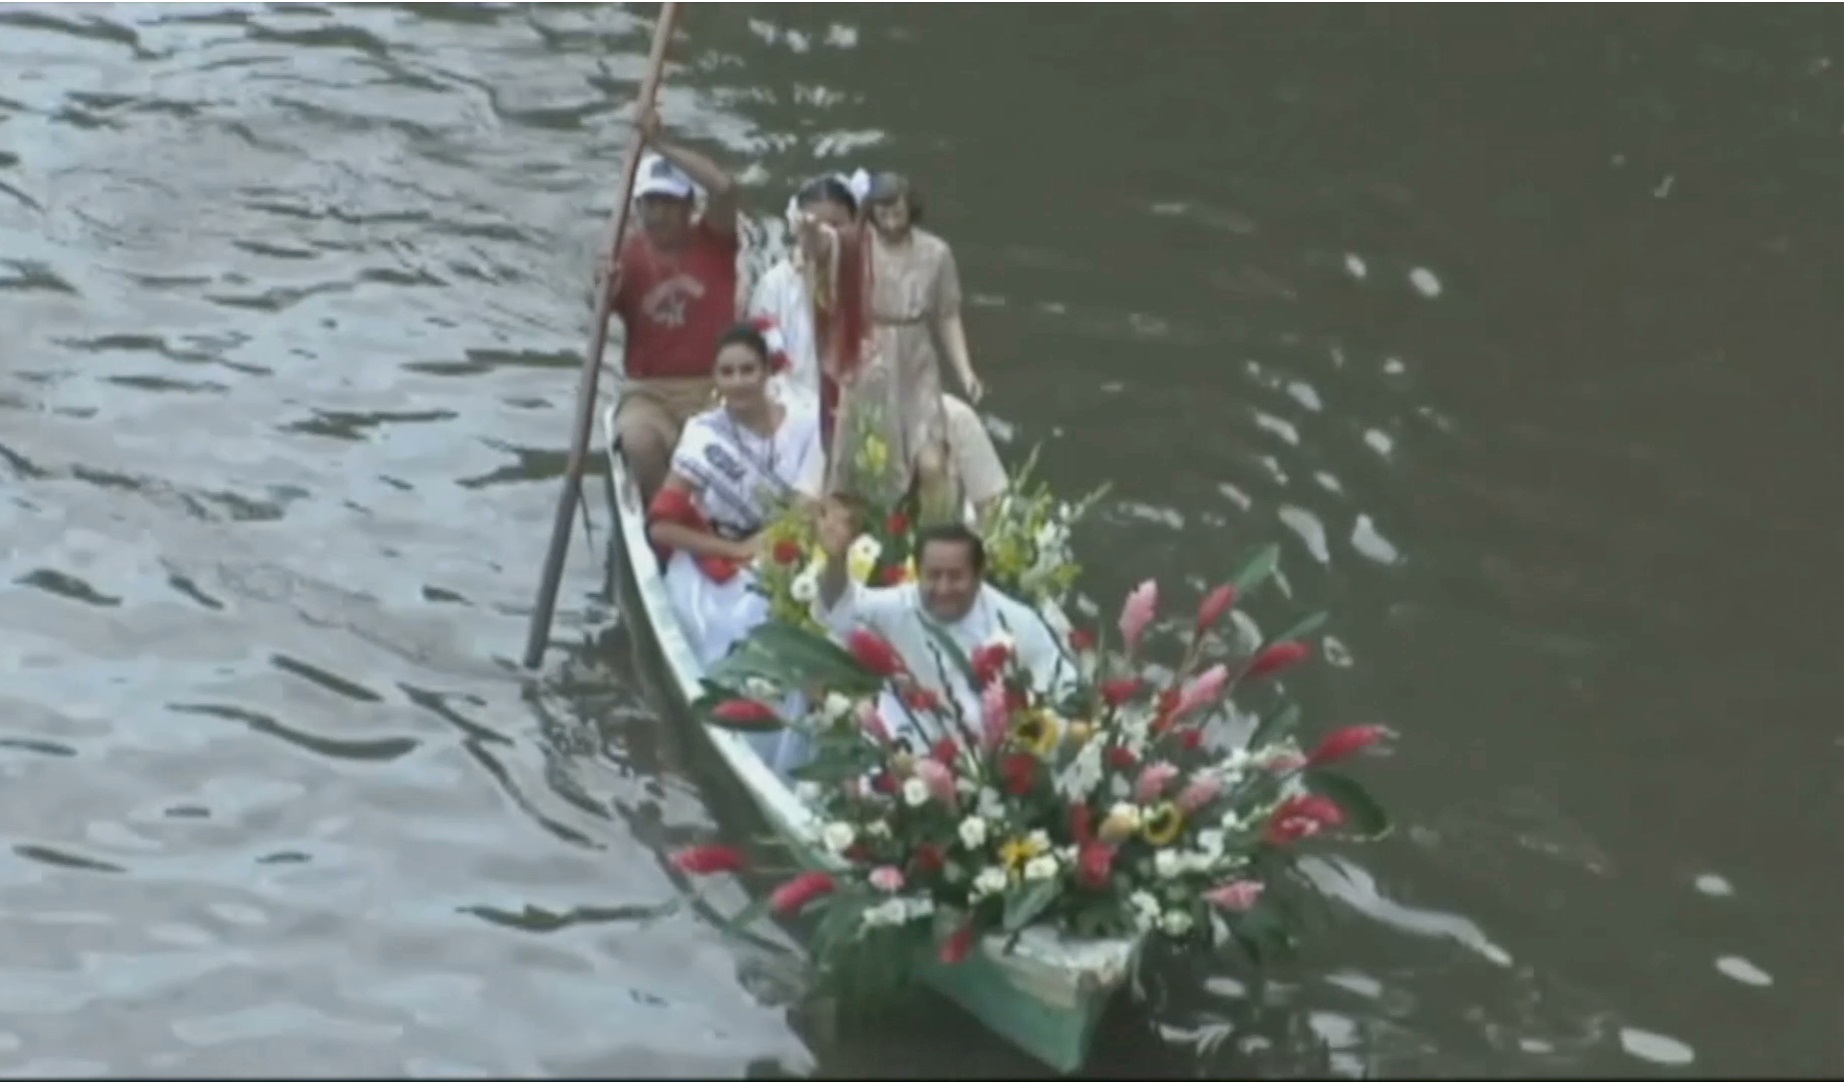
[4,3,1838,1077]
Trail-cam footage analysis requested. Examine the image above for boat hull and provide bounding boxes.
[597,404,1135,1074]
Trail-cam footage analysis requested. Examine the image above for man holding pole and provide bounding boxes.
[604,107,743,507]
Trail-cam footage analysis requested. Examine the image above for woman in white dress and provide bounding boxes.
[647,323,826,668]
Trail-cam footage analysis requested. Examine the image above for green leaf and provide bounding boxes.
[1001,878,1062,933]
[1229,543,1282,595]
[703,619,885,701]
[1305,770,1392,840]
[1264,610,1328,647]
[1247,702,1300,750]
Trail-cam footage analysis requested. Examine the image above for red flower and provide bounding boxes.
[1099,677,1144,708]
[886,511,910,536]
[1264,794,1345,845]
[910,843,946,875]
[1106,745,1139,770]
[1152,687,1181,733]
[842,842,874,864]
[1004,687,1030,712]
[1069,627,1097,653]
[879,564,909,586]
[847,627,905,677]
[1069,802,1095,845]
[1178,727,1205,751]
[903,685,944,713]
[1196,583,1237,632]
[869,771,897,795]
[1307,724,1390,767]
[771,537,803,566]
[940,919,979,965]
[970,642,1012,686]
[1247,640,1312,680]
[671,844,746,876]
[711,698,780,729]
[769,870,838,914]
[1075,841,1117,889]
[930,737,961,766]
[1000,751,1039,796]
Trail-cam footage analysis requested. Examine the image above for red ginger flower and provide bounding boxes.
[770,870,837,914]
[1265,793,1345,845]
[1196,583,1237,632]
[1099,677,1144,707]
[711,698,780,729]
[671,844,747,876]
[1307,724,1390,767]
[1246,640,1312,680]
[847,627,905,677]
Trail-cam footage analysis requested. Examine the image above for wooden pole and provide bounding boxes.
[522,1,681,671]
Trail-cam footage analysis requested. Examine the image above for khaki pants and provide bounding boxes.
[942,394,1007,507]
[615,377,715,499]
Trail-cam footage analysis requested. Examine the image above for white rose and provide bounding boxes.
[1154,849,1185,880]
[823,692,853,720]
[957,816,989,850]
[1107,802,1143,833]
[1023,855,1058,881]
[1161,909,1195,936]
[821,821,856,854]
[973,866,1008,898]
[1197,828,1226,858]
[902,777,929,807]
[1026,829,1051,851]
[790,570,819,603]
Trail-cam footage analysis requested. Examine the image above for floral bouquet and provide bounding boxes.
[675,545,1392,998]
[977,446,1109,607]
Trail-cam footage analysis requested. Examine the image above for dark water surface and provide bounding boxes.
[3,3,1838,1077]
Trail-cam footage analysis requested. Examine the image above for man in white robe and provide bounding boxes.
[811,505,1077,747]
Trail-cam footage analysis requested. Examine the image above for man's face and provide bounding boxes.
[638,193,693,248]
[917,538,979,623]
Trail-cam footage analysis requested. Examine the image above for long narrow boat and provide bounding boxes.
[598,403,1141,1074]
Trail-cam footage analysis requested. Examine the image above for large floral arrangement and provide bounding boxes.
[676,545,1391,995]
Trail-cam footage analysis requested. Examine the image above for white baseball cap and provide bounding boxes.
[634,153,696,200]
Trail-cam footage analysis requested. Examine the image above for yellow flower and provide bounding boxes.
[1012,708,1064,757]
[998,833,1048,876]
[1140,802,1185,847]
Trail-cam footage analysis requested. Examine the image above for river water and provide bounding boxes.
[3,3,1838,1077]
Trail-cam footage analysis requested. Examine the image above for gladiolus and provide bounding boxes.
[1205,879,1265,913]
[847,627,906,677]
[930,737,960,766]
[903,685,944,713]
[869,865,905,893]
[1176,774,1222,813]
[858,701,892,743]
[1178,727,1205,752]
[1196,583,1237,632]
[1170,663,1229,720]
[1106,745,1139,770]
[940,919,979,964]
[1069,803,1095,845]
[770,870,838,914]
[971,642,1011,686]
[711,698,781,729]
[1069,627,1097,653]
[1118,579,1158,653]
[1246,640,1312,680]
[1099,677,1144,708]
[1001,751,1039,796]
[1307,724,1391,767]
[980,679,1010,751]
[1264,794,1345,845]
[1134,761,1180,802]
[671,844,747,876]
[914,757,958,806]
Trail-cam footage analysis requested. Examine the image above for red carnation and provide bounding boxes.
[971,642,1012,686]
[1069,802,1095,845]
[1179,727,1205,752]
[1246,640,1312,680]
[1001,751,1039,796]
[1307,724,1390,767]
[1099,677,1144,708]
[847,627,905,677]
[711,698,780,729]
[886,511,910,536]
[769,870,838,915]
[771,538,803,566]
[940,919,979,965]
[1196,583,1237,632]
[869,771,897,795]
[910,843,946,875]
[671,844,747,876]
[1075,841,1116,889]
[1106,745,1139,770]
[1264,794,1345,845]
[930,737,961,766]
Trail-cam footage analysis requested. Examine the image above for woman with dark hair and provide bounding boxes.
[647,323,825,669]
[749,172,864,431]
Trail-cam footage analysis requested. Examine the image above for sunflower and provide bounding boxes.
[998,833,1048,876]
[1140,801,1185,847]
[1012,708,1064,757]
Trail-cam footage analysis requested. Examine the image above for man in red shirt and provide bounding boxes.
[604,109,741,505]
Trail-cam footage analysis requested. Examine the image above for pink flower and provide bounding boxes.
[1099,677,1144,708]
[1118,579,1158,653]
[1264,794,1345,845]
[1134,760,1180,802]
[869,865,906,893]
[1265,750,1307,775]
[980,678,1010,751]
[970,641,1011,686]
[913,757,958,806]
[1205,879,1265,912]
[671,844,747,876]
[847,627,906,677]
[857,700,892,743]
[770,870,838,914]
[1195,583,1237,632]
[1307,724,1391,767]
[1170,663,1229,720]
[1175,774,1223,813]
[1075,841,1117,889]
[1246,640,1312,680]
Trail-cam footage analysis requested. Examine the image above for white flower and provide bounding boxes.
[1223,747,1253,773]
[822,692,853,720]
[1106,802,1143,834]
[1161,909,1195,936]
[1197,828,1226,858]
[1219,809,1245,833]
[845,533,882,584]
[1154,849,1185,880]
[866,819,891,838]
[1128,890,1161,930]
[902,777,930,807]
[793,781,822,805]
[742,677,778,699]
[860,898,908,929]
[1026,829,1051,851]
[790,570,819,603]
[821,821,856,854]
[957,816,989,850]
[1023,855,1058,881]
[973,866,1008,898]
[977,787,1005,820]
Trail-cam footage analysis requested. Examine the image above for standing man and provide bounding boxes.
[604,107,742,506]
